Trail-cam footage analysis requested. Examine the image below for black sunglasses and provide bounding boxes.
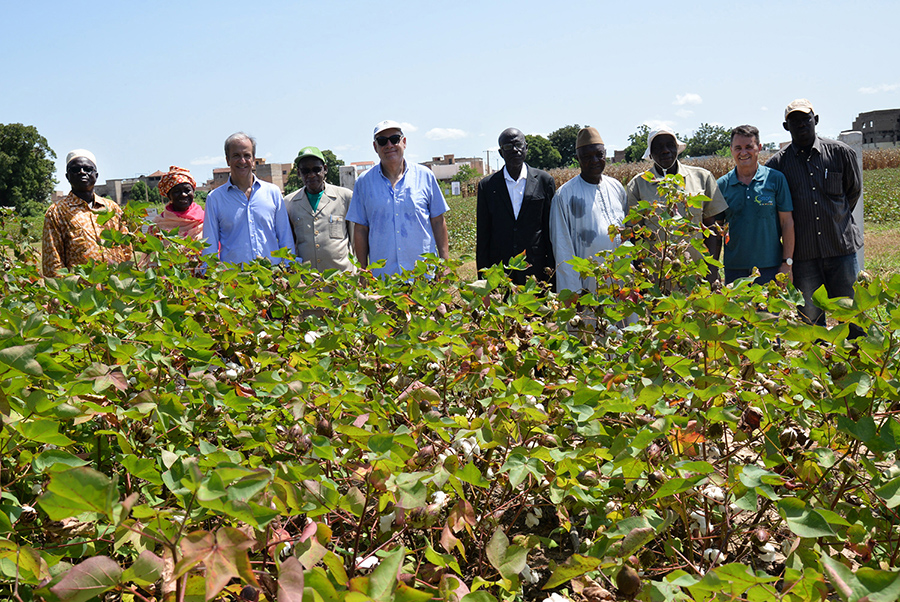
[375,134,403,147]
[300,165,325,175]
[499,142,525,151]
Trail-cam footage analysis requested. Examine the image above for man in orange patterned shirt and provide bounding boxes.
[42,150,133,277]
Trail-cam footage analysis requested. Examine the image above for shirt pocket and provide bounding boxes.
[329,216,346,239]
[825,171,843,196]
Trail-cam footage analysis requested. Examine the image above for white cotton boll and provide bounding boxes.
[379,511,396,533]
[225,362,238,370]
[605,501,620,514]
[703,548,725,565]
[357,556,378,569]
[543,592,570,602]
[304,331,321,344]
[535,403,546,413]
[757,542,777,563]
[702,485,726,504]
[432,491,449,507]
[526,395,537,405]
[533,507,543,518]
[128,377,137,385]
[486,467,495,479]
[705,446,722,460]
[224,369,238,380]
[525,513,540,528]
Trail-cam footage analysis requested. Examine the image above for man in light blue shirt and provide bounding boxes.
[346,120,450,277]
[202,132,295,264]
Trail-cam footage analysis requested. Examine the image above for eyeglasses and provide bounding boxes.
[375,134,403,147]
[67,164,97,174]
[499,142,525,152]
[300,165,325,175]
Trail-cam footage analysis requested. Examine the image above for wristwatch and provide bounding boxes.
[783,258,793,266]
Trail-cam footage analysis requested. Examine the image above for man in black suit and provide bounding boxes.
[476,128,556,286]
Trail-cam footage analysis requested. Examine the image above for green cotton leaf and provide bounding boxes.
[368,434,395,454]
[38,466,116,521]
[875,477,900,508]
[617,527,656,557]
[777,498,836,538]
[500,453,545,488]
[339,486,367,517]
[822,553,900,602]
[542,554,604,589]
[837,415,876,444]
[50,556,122,602]
[510,376,544,396]
[456,462,490,488]
[368,546,405,602]
[649,475,706,500]
[32,450,88,473]
[739,465,783,500]
[121,551,164,586]
[20,418,74,446]
[277,556,305,602]
[486,528,527,580]
[0,343,42,376]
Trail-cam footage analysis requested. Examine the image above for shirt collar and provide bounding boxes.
[376,160,409,182]
[226,174,259,190]
[503,163,528,184]
[649,160,682,179]
[789,136,823,157]
[725,165,765,187]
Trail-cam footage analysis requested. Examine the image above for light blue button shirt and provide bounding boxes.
[202,176,296,264]
[346,162,449,277]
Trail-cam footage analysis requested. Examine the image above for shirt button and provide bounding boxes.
[316,244,320,248]
[812,187,816,191]
[314,231,319,235]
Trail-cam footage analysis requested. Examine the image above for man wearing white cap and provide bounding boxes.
[42,150,133,277]
[766,99,862,335]
[550,127,627,293]
[346,120,450,277]
[625,126,727,268]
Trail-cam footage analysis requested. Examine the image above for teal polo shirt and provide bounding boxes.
[717,165,793,270]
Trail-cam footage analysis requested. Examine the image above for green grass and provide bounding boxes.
[865,168,900,224]
[444,194,476,262]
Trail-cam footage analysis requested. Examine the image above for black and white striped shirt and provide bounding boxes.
[765,136,862,261]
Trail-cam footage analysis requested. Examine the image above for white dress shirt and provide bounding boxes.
[503,164,528,219]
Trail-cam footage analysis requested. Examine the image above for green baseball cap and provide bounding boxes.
[297,146,326,163]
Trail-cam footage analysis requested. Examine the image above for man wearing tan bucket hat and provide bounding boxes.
[549,127,627,292]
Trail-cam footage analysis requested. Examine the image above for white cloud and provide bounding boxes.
[425,128,468,141]
[332,144,354,152]
[859,83,900,94]
[760,106,769,111]
[674,93,703,106]
[190,155,224,166]
[675,109,694,119]
[399,122,418,133]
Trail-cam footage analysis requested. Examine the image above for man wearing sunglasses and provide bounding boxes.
[42,149,133,277]
[346,120,450,277]
[284,146,355,271]
[476,127,556,287]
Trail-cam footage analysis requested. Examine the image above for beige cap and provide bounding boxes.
[575,127,605,149]
[66,149,97,166]
[784,99,815,119]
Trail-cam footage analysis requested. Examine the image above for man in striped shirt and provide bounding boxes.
[766,99,863,336]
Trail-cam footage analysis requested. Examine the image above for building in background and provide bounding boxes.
[852,109,900,149]
[421,154,485,181]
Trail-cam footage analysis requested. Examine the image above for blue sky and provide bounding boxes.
[3,0,898,189]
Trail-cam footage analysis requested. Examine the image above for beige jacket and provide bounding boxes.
[285,183,355,271]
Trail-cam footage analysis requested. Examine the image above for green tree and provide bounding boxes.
[684,123,731,157]
[524,134,562,170]
[0,123,57,216]
[148,185,163,205]
[452,164,479,183]
[130,180,150,203]
[623,125,651,163]
[548,124,582,168]
[285,149,345,193]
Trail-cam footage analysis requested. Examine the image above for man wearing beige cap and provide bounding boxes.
[550,127,627,292]
[346,120,450,277]
[42,149,132,277]
[476,127,556,286]
[766,99,863,335]
[285,146,354,271]
[625,126,728,277]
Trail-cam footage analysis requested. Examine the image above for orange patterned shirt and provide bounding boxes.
[41,192,133,277]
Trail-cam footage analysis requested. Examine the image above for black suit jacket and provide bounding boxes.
[476,164,556,285]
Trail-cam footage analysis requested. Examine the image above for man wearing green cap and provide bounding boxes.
[285,146,355,271]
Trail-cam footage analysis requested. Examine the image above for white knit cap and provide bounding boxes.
[66,149,97,166]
